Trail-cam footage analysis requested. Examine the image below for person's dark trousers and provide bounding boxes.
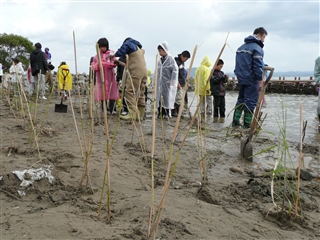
[0,76,2,83]
[171,103,180,117]
[108,100,116,114]
[101,100,116,113]
[144,86,148,104]
[213,95,226,117]
[158,102,169,118]
[235,83,259,113]
[184,91,188,106]
[122,87,128,113]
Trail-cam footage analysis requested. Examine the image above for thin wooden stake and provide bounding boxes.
[295,103,303,217]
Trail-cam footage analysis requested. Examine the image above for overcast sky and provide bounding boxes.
[0,0,319,75]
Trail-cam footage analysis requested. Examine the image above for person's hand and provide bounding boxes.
[177,83,181,90]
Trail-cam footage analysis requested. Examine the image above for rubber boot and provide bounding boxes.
[232,108,242,127]
[171,104,180,117]
[138,107,145,121]
[120,107,136,121]
[243,111,253,129]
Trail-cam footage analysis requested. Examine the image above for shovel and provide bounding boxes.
[241,65,274,161]
[55,96,68,113]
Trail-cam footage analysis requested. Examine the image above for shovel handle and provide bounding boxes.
[250,66,274,133]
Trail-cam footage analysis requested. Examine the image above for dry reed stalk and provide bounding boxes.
[15,82,43,168]
[148,45,198,239]
[33,70,41,124]
[295,103,303,216]
[4,84,18,122]
[151,54,159,213]
[15,72,26,127]
[90,67,95,143]
[150,38,228,238]
[95,43,112,222]
[68,90,85,160]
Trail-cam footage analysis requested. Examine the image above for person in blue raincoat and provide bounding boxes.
[232,27,268,128]
[156,41,178,118]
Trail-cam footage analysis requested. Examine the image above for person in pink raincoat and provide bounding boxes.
[92,38,120,114]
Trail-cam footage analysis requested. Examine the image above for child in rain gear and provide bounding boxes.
[9,58,24,96]
[194,56,213,117]
[210,59,229,119]
[92,37,120,115]
[172,50,190,117]
[113,37,147,120]
[57,62,72,99]
[156,41,178,118]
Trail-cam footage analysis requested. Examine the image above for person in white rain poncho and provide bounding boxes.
[156,41,178,118]
[9,58,24,96]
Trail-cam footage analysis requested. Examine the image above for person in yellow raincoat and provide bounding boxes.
[57,62,72,99]
[194,56,213,117]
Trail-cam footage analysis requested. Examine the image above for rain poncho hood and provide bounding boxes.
[194,56,212,96]
[156,41,178,109]
[159,41,170,55]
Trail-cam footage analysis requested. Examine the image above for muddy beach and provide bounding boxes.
[0,89,319,240]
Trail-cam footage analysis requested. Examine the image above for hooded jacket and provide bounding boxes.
[210,69,228,96]
[234,35,264,85]
[30,48,48,75]
[156,41,178,109]
[115,38,143,57]
[174,55,187,87]
[195,56,212,96]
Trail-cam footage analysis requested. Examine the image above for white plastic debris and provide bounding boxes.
[0,176,3,181]
[12,165,55,188]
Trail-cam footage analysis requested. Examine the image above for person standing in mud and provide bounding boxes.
[112,37,148,121]
[156,41,179,119]
[231,27,267,128]
[314,56,320,132]
[92,38,120,115]
[194,55,213,117]
[30,42,48,99]
[172,50,190,117]
[210,59,228,119]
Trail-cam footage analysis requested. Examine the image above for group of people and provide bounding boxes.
[91,38,190,121]
[6,26,319,130]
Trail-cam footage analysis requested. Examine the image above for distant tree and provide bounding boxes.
[0,33,34,72]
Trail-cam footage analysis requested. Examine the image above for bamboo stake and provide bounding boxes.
[149,45,198,239]
[295,102,303,217]
[96,43,112,222]
[68,89,85,160]
[151,54,159,214]
[33,70,41,124]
